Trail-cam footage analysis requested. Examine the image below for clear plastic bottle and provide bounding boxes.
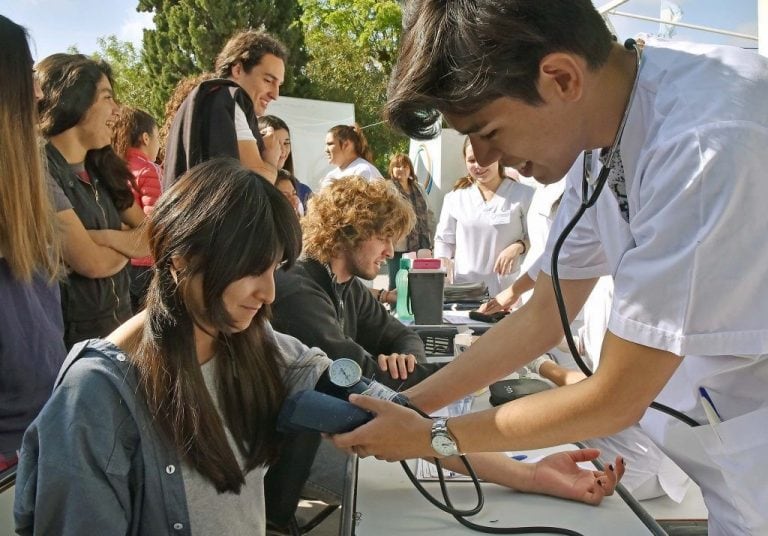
[395,257,413,321]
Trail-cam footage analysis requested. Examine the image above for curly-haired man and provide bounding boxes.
[272,176,443,385]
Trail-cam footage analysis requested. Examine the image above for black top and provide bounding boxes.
[272,258,444,390]
[46,143,131,347]
[163,78,264,189]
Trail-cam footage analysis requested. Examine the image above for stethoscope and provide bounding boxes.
[549,39,699,428]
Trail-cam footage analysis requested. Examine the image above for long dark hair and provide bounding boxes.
[136,158,302,493]
[214,29,288,78]
[258,115,293,174]
[36,53,135,209]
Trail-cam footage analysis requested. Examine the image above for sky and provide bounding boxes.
[600,0,758,49]
[2,0,154,60]
[1,0,760,62]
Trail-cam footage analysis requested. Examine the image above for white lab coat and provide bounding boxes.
[542,40,768,535]
[434,179,534,296]
[320,157,382,189]
[525,187,692,501]
[518,180,566,304]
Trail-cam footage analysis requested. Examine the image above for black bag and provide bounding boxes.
[488,378,551,406]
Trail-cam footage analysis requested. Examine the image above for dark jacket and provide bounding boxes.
[14,332,329,535]
[162,79,264,189]
[14,340,191,536]
[46,143,132,348]
[272,258,444,389]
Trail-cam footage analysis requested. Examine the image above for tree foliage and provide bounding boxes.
[300,0,407,171]
[92,36,156,117]
[98,1,407,169]
[136,0,309,121]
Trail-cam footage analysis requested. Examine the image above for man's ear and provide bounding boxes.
[230,61,243,80]
[538,52,584,103]
[141,132,151,147]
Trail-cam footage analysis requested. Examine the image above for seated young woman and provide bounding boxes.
[14,160,624,535]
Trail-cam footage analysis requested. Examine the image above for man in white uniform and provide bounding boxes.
[331,1,768,534]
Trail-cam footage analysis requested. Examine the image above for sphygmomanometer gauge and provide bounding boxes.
[328,358,363,388]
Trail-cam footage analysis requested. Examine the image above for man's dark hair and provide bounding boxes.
[214,29,288,78]
[387,0,614,140]
[37,53,136,209]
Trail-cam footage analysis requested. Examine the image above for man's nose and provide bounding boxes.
[468,137,500,167]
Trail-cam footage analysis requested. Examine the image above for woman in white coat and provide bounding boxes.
[320,124,382,189]
[434,138,534,297]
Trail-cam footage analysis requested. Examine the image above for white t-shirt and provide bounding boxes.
[320,157,383,189]
[541,41,768,534]
[435,179,534,296]
[230,87,258,142]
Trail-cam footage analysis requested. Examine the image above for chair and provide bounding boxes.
[0,466,17,534]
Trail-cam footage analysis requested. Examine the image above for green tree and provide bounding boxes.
[136,0,309,121]
[300,0,407,171]
[92,36,156,116]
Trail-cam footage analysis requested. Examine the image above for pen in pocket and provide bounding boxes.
[699,387,723,423]
[699,387,724,444]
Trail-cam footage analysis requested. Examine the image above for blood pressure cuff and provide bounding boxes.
[488,378,552,406]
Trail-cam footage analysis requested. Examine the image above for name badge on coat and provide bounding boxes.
[487,210,511,226]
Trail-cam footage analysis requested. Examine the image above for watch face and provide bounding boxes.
[431,435,458,456]
[328,358,363,388]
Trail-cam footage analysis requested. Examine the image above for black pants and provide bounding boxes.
[264,431,322,528]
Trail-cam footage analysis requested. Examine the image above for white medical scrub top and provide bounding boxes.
[434,179,534,296]
[542,40,768,535]
[320,157,383,189]
[520,180,566,278]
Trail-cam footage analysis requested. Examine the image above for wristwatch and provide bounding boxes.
[430,417,460,457]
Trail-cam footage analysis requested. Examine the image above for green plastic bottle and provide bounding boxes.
[395,257,413,321]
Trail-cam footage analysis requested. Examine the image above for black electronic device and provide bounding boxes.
[468,310,508,323]
[488,378,552,406]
